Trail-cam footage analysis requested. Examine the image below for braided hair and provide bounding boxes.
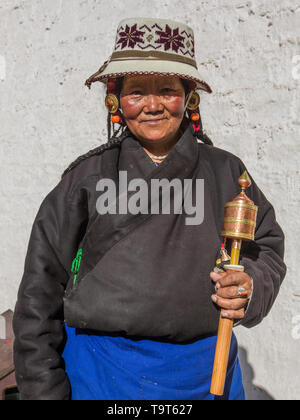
[180,79,213,147]
[62,78,129,179]
[61,132,129,179]
[194,113,214,146]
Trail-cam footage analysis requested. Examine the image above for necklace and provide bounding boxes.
[148,153,169,161]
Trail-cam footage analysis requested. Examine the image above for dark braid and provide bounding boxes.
[181,113,213,147]
[181,79,213,147]
[61,131,129,179]
[200,131,214,147]
[107,111,112,141]
[107,77,124,141]
[62,78,128,179]
[196,112,214,146]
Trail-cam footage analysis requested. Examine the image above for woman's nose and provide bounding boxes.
[144,95,164,113]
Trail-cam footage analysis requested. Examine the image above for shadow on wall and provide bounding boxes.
[238,347,274,400]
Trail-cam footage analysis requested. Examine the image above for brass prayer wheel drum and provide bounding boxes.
[221,172,258,241]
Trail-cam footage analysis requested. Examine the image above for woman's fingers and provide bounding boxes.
[215,285,248,299]
[210,271,249,288]
[211,294,246,310]
[210,271,253,299]
[220,309,245,320]
[210,271,252,320]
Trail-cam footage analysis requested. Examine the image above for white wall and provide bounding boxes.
[0,0,299,400]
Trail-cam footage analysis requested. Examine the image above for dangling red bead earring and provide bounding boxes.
[186,92,201,135]
[191,112,200,122]
[105,78,124,126]
[111,114,122,125]
[188,108,201,133]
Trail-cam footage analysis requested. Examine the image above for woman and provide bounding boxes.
[13,18,286,400]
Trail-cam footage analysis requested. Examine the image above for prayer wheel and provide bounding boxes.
[210,171,258,397]
[222,171,258,242]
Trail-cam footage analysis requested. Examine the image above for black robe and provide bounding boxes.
[13,124,286,400]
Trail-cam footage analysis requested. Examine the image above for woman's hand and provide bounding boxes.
[210,271,253,320]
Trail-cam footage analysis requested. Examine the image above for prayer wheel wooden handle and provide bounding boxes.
[210,266,243,396]
[210,316,234,396]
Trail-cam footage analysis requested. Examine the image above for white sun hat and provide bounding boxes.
[85,17,212,94]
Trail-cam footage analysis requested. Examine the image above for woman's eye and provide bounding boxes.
[130,91,142,95]
[161,88,174,93]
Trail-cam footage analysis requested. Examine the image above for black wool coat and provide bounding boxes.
[13,124,286,400]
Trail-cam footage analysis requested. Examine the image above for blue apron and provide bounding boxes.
[62,325,245,400]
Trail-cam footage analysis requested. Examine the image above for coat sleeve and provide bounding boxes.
[234,162,287,329]
[13,177,89,400]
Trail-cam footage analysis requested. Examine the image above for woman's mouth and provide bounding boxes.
[141,118,167,125]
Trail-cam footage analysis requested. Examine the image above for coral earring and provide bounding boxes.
[191,113,200,122]
[111,115,122,124]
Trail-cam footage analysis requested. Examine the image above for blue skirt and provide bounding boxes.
[62,325,245,400]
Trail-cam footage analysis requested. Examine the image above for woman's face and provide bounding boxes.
[120,75,186,146]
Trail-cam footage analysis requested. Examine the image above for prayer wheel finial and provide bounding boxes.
[239,171,252,191]
[221,171,258,242]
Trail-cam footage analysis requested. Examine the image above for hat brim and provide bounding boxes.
[89,59,212,94]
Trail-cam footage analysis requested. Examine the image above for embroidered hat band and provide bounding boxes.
[86,17,212,93]
[109,51,198,69]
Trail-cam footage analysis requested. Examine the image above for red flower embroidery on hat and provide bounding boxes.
[155,25,185,53]
[117,24,145,49]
